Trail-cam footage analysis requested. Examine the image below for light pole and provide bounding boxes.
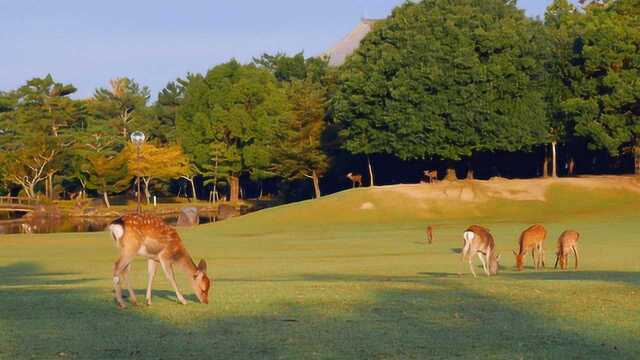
[130,131,146,213]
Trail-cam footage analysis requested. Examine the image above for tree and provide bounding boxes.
[333,0,551,179]
[253,52,329,84]
[557,0,640,173]
[177,60,289,203]
[83,151,129,208]
[126,143,190,203]
[93,77,150,139]
[271,80,329,199]
[0,76,84,198]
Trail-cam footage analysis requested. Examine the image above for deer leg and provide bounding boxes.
[159,258,187,305]
[478,253,489,276]
[540,245,546,268]
[112,253,136,308]
[121,263,138,305]
[554,253,560,269]
[145,259,158,306]
[468,252,477,278]
[460,242,471,275]
[572,245,579,270]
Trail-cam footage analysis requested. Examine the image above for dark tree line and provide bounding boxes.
[0,0,638,204]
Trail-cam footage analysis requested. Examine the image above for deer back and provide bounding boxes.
[465,225,495,252]
[109,213,184,254]
[557,230,579,254]
[518,224,547,253]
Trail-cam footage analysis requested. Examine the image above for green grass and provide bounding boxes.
[1,181,640,359]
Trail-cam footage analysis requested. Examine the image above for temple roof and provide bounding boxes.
[323,19,379,66]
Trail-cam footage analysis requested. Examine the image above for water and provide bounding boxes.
[0,212,218,235]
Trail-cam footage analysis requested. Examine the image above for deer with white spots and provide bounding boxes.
[108,213,211,308]
[460,225,500,277]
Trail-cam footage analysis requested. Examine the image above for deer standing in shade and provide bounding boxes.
[346,172,363,188]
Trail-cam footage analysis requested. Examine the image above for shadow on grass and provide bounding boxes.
[0,262,99,286]
[503,270,640,286]
[0,263,637,359]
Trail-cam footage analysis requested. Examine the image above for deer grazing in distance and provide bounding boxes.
[426,225,433,244]
[346,172,363,188]
[108,213,211,308]
[424,170,438,183]
[461,225,501,277]
[513,224,547,271]
[555,230,580,270]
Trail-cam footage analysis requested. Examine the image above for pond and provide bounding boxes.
[0,212,218,235]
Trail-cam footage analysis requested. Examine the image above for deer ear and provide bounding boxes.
[197,259,207,272]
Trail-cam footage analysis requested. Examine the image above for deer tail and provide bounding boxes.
[108,217,125,248]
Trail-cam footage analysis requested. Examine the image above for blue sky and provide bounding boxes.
[1,0,576,99]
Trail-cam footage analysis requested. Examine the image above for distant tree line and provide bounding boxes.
[0,0,638,204]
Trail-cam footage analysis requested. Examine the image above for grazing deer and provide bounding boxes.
[554,230,580,270]
[513,224,547,271]
[426,225,433,244]
[424,170,438,183]
[461,225,501,277]
[108,213,211,308]
[346,172,363,188]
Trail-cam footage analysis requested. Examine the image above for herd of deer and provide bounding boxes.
[453,223,580,277]
[107,213,579,308]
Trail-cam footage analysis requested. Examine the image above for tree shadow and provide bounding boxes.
[503,270,640,286]
[0,262,99,286]
[1,264,638,359]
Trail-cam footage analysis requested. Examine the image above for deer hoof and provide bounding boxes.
[146,299,152,306]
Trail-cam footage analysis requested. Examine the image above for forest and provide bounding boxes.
[0,0,638,204]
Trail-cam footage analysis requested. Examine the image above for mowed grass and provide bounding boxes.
[1,180,640,359]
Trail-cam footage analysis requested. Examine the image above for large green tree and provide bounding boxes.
[556,0,640,173]
[177,60,289,202]
[333,0,551,180]
[271,80,329,199]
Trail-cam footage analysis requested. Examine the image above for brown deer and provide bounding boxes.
[554,230,580,270]
[108,213,211,308]
[513,224,547,271]
[346,172,363,188]
[424,170,438,183]
[461,225,501,277]
[426,225,433,244]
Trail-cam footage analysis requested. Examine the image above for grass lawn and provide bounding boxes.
[1,178,639,359]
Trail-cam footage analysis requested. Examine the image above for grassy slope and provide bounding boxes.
[1,179,639,359]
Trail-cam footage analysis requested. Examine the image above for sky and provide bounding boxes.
[1,0,577,99]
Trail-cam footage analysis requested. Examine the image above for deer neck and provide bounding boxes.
[176,252,198,276]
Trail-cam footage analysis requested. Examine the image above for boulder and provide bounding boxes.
[176,207,199,227]
[217,204,240,220]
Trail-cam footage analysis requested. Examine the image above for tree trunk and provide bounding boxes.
[311,170,321,199]
[189,178,197,201]
[229,176,240,204]
[367,155,374,187]
[445,167,457,181]
[103,192,111,208]
[143,177,152,205]
[543,145,549,178]
[466,160,474,180]
[634,146,640,175]
[552,141,558,178]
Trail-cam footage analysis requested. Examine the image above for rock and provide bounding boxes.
[217,204,240,220]
[176,207,199,227]
[360,202,375,210]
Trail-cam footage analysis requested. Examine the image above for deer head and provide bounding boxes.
[512,249,525,271]
[490,253,501,275]
[191,259,211,304]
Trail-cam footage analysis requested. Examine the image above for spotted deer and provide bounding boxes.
[513,224,547,271]
[346,172,363,188]
[461,225,500,277]
[424,170,438,183]
[554,230,580,270]
[108,213,211,308]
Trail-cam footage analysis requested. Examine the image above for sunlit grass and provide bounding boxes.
[1,180,639,358]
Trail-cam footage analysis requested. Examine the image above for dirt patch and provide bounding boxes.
[375,175,640,203]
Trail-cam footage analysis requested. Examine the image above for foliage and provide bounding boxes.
[555,0,640,166]
[93,77,151,139]
[333,0,551,162]
[271,80,329,197]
